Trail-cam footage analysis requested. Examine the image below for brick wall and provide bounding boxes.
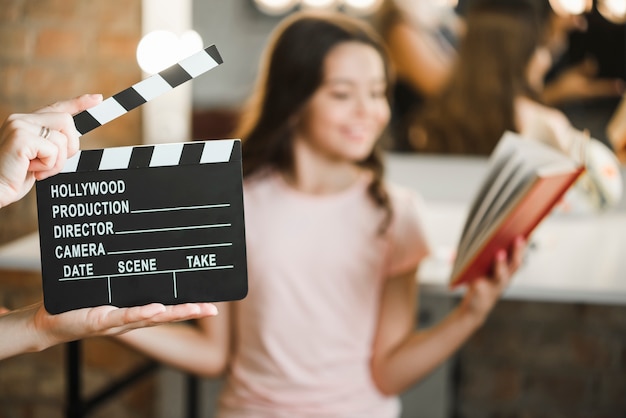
[0,1,155,417]
[0,0,143,244]
[455,300,626,418]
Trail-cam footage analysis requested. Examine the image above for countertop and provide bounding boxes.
[2,153,626,305]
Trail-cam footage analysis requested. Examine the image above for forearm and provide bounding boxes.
[117,322,228,377]
[373,305,481,395]
[0,304,53,359]
[401,51,451,98]
[372,240,524,395]
[0,300,219,361]
[388,22,453,97]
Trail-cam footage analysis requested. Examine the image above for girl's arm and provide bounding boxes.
[116,301,232,377]
[370,238,525,395]
[385,20,454,97]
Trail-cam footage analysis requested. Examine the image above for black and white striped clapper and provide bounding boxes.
[35,139,247,314]
[73,44,223,136]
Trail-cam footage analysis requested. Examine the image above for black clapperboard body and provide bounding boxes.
[36,140,247,314]
[34,44,247,314]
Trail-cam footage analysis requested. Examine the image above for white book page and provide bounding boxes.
[455,133,521,256]
[458,161,531,261]
[452,131,578,280]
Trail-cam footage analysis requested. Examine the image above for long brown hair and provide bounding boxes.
[371,0,403,41]
[412,0,546,155]
[238,11,394,229]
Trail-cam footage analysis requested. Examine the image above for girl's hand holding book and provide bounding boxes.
[458,236,526,326]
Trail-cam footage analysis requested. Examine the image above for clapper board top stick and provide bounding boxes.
[36,45,248,314]
[73,44,223,136]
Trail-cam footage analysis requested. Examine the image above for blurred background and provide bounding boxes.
[0,0,625,417]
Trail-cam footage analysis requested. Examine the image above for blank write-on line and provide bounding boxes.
[115,223,232,235]
[130,203,231,214]
[107,242,233,256]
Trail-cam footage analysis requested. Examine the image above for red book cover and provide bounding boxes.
[449,131,586,288]
[450,167,584,288]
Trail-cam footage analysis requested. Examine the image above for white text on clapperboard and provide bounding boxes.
[50,180,218,278]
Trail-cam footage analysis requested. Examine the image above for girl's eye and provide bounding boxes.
[330,91,350,100]
[371,90,386,98]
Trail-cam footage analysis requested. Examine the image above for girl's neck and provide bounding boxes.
[283,140,365,195]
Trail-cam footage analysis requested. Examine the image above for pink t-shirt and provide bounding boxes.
[217,171,430,418]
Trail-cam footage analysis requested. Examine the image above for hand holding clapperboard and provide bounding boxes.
[36,45,248,314]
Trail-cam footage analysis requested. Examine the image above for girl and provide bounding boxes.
[119,11,524,417]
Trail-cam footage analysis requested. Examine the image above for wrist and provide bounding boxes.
[0,304,52,359]
[453,302,487,331]
[24,304,57,353]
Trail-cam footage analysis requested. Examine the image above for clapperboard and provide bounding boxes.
[35,45,248,314]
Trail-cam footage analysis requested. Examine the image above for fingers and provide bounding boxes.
[492,236,526,287]
[98,303,219,335]
[23,111,78,139]
[0,115,58,170]
[29,128,69,178]
[29,94,103,155]
[148,303,219,323]
[28,93,102,142]
[2,116,67,180]
[35,94,103,117]
[492,249,510,288]
[586,79,625,98]
[4,94,102,181]
[509,236,526,272]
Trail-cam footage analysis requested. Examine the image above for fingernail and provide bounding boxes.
[496,249,506,261]
[89,94,103,101]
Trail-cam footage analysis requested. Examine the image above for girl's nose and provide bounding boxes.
[355,94,375,115]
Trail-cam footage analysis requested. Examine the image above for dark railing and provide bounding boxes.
[64,340,199,418]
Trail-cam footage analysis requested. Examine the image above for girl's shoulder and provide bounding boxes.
[382,181,431,276]
[385,181,426,229]
[242,170,284,209]
[243,169,277,190]
[385,181,426,210]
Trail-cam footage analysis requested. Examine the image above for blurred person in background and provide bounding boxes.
[374,0,623,151]
[374,0,464,151]
[410,0,622,212]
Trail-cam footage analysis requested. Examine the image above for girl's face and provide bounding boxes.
[295,41,390,163]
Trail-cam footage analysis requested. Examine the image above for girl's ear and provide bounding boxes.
[526,46,553,92]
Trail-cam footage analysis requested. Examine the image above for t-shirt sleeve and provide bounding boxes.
[384,184,432,278]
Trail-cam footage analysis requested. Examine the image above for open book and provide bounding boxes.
[450,131,586,288]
